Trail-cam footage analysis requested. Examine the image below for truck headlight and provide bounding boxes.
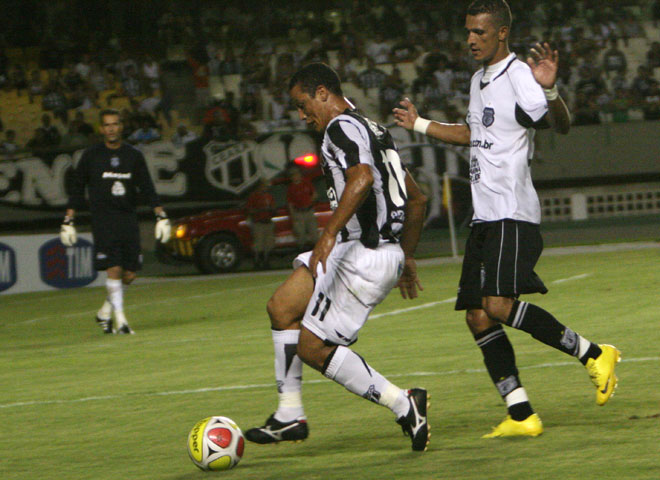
[175,224,188,239]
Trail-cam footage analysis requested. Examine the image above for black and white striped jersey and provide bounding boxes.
[321,109,408,248]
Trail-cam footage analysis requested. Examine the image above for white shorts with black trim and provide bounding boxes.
[295,240,404,346]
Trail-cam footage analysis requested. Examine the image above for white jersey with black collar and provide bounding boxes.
[467,52,548,224]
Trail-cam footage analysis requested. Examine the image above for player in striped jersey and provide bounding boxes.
[245,63,430,451]
[394,0,620,438]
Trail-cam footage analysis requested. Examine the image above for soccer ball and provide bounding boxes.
[187,416,245,471]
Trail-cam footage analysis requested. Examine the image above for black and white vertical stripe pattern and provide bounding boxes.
[496,222,520,295]
[321,110,406,248]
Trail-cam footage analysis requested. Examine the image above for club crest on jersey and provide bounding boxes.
[110,156,120,168]
[111,180,126,196]
[482,107,495,127]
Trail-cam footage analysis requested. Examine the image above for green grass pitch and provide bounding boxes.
[1,245,659,480]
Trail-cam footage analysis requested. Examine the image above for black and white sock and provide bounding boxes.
[507,301,601,365]
[322,346,410,418]
[272,329,305,422]
[475,325,534,421]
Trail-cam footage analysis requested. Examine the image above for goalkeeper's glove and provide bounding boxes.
[155,211,171,243]
[60,216,77,247]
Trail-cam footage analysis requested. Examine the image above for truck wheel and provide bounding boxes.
[195,234,241,273]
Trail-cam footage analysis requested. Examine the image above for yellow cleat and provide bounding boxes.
[586,344,621,406]
[482,414,543,439]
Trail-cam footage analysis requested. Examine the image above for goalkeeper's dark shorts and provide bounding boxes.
[455,219,548,311]
[91,214,142,272]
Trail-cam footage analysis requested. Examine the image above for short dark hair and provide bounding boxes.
[467,0,512,29]
[99,108,121,123]
[288,62,343,97]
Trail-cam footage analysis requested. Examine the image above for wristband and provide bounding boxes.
[413,117,432,135]
[544,85,559,101]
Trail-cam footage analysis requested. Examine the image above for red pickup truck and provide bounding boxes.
[158,173,331,273]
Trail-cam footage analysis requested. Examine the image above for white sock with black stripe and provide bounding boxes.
[323,346,409,418]
[272,329,305,423]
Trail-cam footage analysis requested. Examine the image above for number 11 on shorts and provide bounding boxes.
[311,292,332,322]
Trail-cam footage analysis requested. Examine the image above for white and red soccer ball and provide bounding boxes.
[187,416,245,471]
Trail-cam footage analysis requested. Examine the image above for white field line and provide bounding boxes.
[551,273,592,284]
[1,356,656,410]
[371,297,456,319]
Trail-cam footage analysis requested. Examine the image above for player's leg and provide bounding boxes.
[91,230,114,333]
[456,223,540,437]
[467,307,542,438]
[244,265,314,444]
[297,328,429,451]
[298,242,429,451]
[109,226,142,335]
[482,221,620,406]
[267,266,313,419]
[105,265,133,334]
[96,298,113,333]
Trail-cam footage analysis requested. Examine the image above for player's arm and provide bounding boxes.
[393,97,471,146]
[60,151,90,246]
[308,163,372,277]
[397,170,427,299]
[134,151,171,242]
[527,42,571,134]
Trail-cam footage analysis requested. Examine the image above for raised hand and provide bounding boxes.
[392,97,419,130]
[527,42,559,89]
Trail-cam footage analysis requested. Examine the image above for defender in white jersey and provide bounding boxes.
[394,0,620,438]
[245,63,430,451]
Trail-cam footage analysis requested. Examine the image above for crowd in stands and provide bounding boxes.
[1,0,660,157]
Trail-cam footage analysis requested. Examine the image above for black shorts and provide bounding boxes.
[91,215,142,272]
[455,220,548,311]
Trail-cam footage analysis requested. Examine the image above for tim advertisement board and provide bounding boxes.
[0,234,104,295]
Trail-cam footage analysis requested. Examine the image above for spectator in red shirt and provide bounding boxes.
[246,178,276,269]
[286,166,318,252]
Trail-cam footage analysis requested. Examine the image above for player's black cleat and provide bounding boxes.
[245,414,308,444]
[95,316,113,334]
[396,388,430,451]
